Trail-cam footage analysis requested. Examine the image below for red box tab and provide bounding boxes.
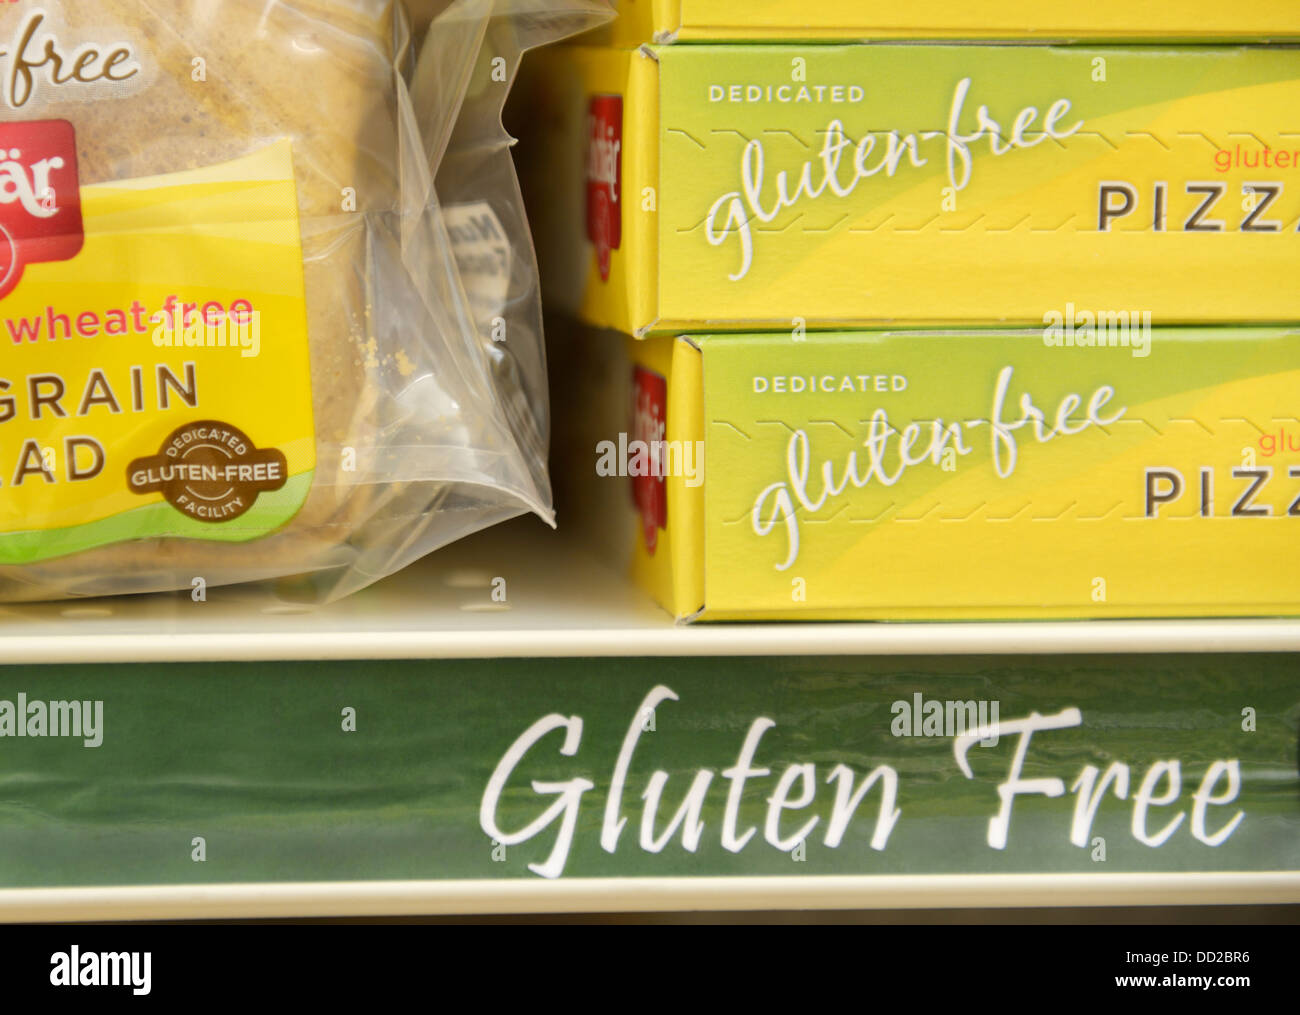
[632,364,667,555]
[585,95,622,283]
[0,119,84,299]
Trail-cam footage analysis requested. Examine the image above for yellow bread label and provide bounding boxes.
[0,137,314,564]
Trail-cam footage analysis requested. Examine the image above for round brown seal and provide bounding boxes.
[126,421,288,523]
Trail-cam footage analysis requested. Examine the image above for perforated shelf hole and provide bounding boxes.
[60,606,114,619]
[443,569,494,589]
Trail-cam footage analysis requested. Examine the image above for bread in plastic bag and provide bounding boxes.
[0,0,610,603]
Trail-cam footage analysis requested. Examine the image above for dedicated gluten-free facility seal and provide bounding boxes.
[126,421,288,523]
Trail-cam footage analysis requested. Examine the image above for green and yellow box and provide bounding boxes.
[589,0,1300,45]
[612,327,1300,621]
[523,43,1300,334]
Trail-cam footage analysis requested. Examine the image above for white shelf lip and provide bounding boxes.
[5,526,1300,662]
[0,872,1296,921]
[4,619,1300,664]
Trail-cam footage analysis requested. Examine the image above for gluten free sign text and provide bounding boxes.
[481,686,1243,878]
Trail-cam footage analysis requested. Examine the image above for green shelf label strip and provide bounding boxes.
[0,654,1294,887]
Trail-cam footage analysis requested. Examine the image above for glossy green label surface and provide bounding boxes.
[0,654,1293,885]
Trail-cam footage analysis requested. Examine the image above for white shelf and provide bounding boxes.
[4,873,1297,922]
[2,518,1299,663]
[0,519,1296,919]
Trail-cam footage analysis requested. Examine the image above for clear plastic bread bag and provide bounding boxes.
[0,0,611,603]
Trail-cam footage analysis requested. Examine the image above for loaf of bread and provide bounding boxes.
[0,1,550,602]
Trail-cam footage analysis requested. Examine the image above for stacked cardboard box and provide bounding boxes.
[522,2,1300,620]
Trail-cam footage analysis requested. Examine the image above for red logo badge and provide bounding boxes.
[0,119,84,300]
[632,365,667,555]
[586,95,622,283]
